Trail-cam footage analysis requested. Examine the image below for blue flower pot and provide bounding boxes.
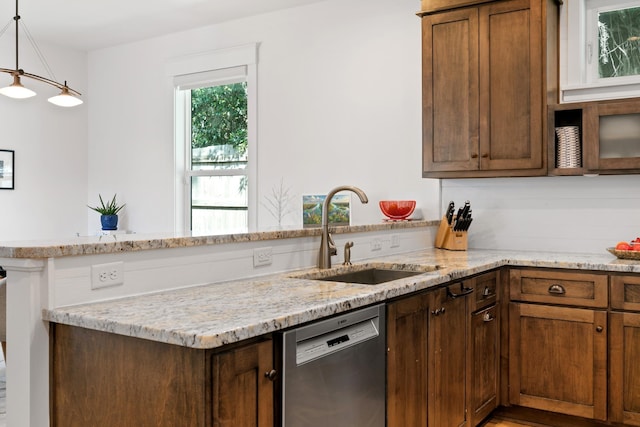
[100,214,118,230]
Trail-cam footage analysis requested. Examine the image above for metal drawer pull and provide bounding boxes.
[482,286,494,297]
[483,312,495,322]
[548,284,566,295]
[596,326,603,333]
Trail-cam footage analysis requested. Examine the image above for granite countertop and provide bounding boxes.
[42,248,640,350]
[0,220,436,258]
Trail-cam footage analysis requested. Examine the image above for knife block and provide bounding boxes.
[434,216,468,251]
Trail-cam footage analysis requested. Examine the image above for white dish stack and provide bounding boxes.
[555,126,582,168]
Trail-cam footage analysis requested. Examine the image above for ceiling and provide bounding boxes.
[0,0,327,51]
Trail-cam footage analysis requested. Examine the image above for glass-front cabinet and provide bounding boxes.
[549,98,640,175]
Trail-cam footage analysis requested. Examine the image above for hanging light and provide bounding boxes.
[0,0,83,107]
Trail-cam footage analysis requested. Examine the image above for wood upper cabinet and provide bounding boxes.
[421,0,557,178]
[508,303,607,421]
[422,7,479,174]
[550,99,640,176]
[387,281,472,427]
[584,99,640,173]
[420,0,495,14]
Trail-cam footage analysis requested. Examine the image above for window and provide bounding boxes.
[169,44,257,235]
[587,1,640,81]
[561,1,640,102]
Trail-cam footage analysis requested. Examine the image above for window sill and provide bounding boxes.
[561,80,640,103]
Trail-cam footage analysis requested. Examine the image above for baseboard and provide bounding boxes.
[491,406,611,427]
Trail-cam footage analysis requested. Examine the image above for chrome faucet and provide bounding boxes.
[318,186,368,269]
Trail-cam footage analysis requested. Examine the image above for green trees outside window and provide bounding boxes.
[598,6,640,79]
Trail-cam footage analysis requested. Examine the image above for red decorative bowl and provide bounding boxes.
[379,200,416,220]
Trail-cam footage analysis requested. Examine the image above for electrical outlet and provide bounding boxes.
[253,247,273,267]
[391,234,400,248]
[91,261,124,290]
[371,238,382,251]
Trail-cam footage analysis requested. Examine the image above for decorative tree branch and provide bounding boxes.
[261,178,296,226]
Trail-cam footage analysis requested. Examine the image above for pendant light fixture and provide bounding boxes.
[0,0,82,107]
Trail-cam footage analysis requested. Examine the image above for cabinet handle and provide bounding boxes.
[482,286,494,297]
[431,307,446,316]
[596,326,603,333]
[447,284,474,299]
[483,312,495,322]
[548,284,566,295]
[481,153,489,158]
[471,153,479,159]
[264,369,278,381]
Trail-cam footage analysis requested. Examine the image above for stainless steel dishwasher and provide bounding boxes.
[279,304,385,427]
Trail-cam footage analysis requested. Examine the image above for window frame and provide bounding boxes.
[167,44,258,234]
[561,0,640,102]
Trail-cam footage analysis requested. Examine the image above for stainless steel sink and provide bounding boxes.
[292,263,441,285]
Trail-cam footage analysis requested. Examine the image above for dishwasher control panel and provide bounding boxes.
[296,318,379,365]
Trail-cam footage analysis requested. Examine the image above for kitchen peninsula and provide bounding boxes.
[3,221,640,426]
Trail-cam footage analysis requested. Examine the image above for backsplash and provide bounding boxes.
[441,175,640,255]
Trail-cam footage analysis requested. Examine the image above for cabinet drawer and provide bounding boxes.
[509,269,608,308]
[611,275,640,311]
[470,270,500,312]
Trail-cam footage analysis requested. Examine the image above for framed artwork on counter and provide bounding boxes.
[0,150,14,190]
[302,194,351,228]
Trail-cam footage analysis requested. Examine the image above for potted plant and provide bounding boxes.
[88,194,125,231]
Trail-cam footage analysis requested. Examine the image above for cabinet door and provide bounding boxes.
[479,0,543,171]
[470,303,500,426]
[422,8,479,174]
[610,312,640,426]
[212,340,274,427]
[387,293,430,427]
[509,303,607,420]
[428,284,470,427]
[583,100,640,172]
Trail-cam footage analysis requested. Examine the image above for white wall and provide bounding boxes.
[86,0,440,234]
[0,38,88,241]
[442,175,640,254]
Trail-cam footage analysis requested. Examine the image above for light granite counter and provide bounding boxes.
[42,248,640,350]
[0,220,436,258]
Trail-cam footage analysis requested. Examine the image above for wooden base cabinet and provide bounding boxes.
[610,274,640,426]
[387,293,430,427]
[50,324,275,427]
[508,303,607,421]
[212,340,274,427]
[470,303,500,427]
[387,282,472,427]
[610,312,640,426]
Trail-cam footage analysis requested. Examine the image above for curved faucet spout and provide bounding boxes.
[318,185,369,269]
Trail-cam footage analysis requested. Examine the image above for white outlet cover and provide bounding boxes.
[91,261,124,289]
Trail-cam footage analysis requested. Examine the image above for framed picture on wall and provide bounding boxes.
[0,150,14,190]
